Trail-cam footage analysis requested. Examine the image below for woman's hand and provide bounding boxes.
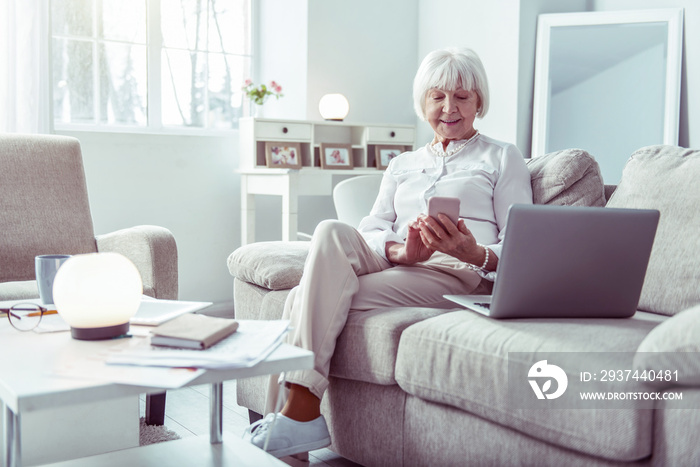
[385,220,435,265]
[418,214,492,269]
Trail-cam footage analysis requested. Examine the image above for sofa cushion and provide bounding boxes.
[395,311,665,461]
[330,307,448,385]
[228,241,309,290]
[606,145,700,316]
[526,148,606,207]
[234,275,450,386]
[634,304,700,387]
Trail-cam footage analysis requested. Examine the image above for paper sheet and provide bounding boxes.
[50,337,205,388]
[106,320,290,370]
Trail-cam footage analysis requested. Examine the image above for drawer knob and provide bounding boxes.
[390,131,396,138]
[282,127,289,134]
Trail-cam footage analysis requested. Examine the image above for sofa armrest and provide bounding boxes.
[634,304,700,387]
[227,241,309,290]
[96,225,178,300]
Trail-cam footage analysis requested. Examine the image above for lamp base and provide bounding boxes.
[70,322,130,340]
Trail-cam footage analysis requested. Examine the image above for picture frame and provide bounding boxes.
[374,145,403,170]
[265,142,302,169]
[320,143,354,170]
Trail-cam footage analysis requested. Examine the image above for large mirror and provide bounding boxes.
[531,9,684,183]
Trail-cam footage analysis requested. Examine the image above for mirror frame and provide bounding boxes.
[531,8,684,158]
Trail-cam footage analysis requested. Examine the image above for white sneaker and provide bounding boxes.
[242,413,331,458]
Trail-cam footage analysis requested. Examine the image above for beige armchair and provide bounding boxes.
[0,133,177,425]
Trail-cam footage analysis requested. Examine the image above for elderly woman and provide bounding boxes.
[244,47,533,457]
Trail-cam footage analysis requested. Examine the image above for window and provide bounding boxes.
[51,0,252,131]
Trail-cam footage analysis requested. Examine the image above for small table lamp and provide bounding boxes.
[53,252,143,340]
[319,94,350,121]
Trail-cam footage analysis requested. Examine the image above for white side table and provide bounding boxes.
[240,167,380,244]
[0,321,313,467]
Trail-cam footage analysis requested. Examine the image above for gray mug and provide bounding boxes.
[35,255,72,305]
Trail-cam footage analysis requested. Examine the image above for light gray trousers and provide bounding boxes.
[265,220,490,412]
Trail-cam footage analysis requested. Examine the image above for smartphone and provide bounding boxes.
[427,196,461,229]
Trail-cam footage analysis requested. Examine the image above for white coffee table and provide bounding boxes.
[0,320,313,467]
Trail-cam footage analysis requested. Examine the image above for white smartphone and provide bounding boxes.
[427,196,461,229]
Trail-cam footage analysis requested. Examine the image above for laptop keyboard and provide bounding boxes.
[475,302,491,309]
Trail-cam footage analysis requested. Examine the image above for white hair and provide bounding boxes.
[413,47,490,121]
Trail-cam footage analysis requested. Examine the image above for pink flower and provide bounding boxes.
[243,79,284,105]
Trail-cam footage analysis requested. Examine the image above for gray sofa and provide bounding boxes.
[228,145,700,466]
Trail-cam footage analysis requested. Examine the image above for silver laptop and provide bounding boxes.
[445,204,659,319]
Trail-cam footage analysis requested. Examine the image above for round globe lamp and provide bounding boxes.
[318,94,350,121]
[53,252,143,340]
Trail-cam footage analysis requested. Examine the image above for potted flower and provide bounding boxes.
[242,79,283,116]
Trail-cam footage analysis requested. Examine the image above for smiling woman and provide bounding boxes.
[424,88,480,150]
[412,48,489,152]
[241,47,534,459]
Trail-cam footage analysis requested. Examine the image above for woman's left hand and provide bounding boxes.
[418,214,484,265]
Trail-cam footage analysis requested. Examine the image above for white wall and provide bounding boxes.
[254,0,420,242]
[415,0,522,148]
[256,0,308,120]
[57,130,240,310]
[257,0,418,125]
[305,0,418,125]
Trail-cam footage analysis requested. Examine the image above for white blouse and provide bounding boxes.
[358,133,533,277]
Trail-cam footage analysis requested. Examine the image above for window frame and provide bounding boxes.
[51,0,254,135]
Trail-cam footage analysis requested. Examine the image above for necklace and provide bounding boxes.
[428,130,480,158]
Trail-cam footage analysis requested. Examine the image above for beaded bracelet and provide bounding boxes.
[467,243,489,271]
[476,243,489,270]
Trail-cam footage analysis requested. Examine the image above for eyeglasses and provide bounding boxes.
[1,303,52,331]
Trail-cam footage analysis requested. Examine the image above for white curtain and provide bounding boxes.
[0,0,51,133]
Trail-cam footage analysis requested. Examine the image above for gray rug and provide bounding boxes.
[139,417,181,446]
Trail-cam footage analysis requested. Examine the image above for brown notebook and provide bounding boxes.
[150,313,239,350]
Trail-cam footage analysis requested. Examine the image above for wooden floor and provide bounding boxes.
[139,382,362,467]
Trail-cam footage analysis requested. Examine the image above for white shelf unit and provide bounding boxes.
[239,117,415,170]
[237,118,415,244]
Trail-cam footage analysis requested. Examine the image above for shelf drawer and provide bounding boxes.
[366,126,415,144]
[256,121,312,141]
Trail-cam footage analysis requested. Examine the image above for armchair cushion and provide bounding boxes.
[606,145,700,316]
[228,241,309,291]
[1,135,97,283]
[526,148,606,207]
[0,281,39,301]
[96,225,178,300]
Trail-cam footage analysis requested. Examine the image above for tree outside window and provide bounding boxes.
[51,0,251,130]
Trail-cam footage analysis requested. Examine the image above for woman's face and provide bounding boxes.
[424,87,480,143]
